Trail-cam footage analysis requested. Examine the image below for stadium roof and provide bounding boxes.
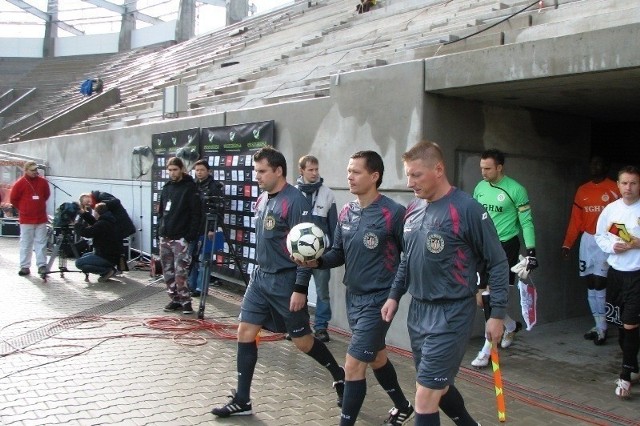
[0,0,286,38]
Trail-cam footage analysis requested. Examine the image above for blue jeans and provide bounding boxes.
[313,268,331,330]
[75,253,114,276]
[188,237,214,292]
[188,240,200,292]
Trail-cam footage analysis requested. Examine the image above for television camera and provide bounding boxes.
[42,202,87,282]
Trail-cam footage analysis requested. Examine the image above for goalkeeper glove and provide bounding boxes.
[525,248,538,271]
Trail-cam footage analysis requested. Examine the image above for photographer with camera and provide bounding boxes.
[188,159,223,297]
[10,161,50,276]
[90,190,136,267]
[75,202,121,282]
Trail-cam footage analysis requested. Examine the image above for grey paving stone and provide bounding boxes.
[1,236,639,425]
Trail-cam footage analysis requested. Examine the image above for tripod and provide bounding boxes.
[127,175,147,268]
[42,226,87,283]
[195,208,248,319]
[196,212,222,319]
[129,145,154,268]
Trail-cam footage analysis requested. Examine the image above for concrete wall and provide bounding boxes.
[225,61,425,348]
[132,21,177,49]
[0,61,595,351]
[0,38,44,58]
[55,33,120,57]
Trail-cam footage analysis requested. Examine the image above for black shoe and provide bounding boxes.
[18,268,30,276]
[315,328,330,342]
[211,390,252,417]
[594,329,607,346]
[285,333,292,341]
[584,327,598,340]
[163,301,182,312]
[190,290,201,297]
[383,402,415,425]
[37,266,47,275]
[333,367,345,407]
[182,302,194,314]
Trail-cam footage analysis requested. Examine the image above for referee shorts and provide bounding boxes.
[346,288,391,363]
[240,267,312,337]
[408,297,476,390]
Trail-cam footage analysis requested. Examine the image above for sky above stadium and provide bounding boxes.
[0,0,292,38]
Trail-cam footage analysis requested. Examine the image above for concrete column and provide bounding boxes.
[175,0,196,43]
[227,0,249,26]
[118,0,136,51]
[43,0,58,58]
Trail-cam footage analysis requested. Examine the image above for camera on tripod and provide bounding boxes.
[203,195,226,217]
[53,202,81,228]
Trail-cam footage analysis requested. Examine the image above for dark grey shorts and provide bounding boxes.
[408,297,476,389]
[240,268,312,336]
[346,288,391,363]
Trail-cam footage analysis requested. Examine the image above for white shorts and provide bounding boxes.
[578,233,609,278]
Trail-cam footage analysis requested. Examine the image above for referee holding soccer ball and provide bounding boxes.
[210,146,344,418]
[300,150,413,426]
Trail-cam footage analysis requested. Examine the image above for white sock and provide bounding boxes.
[481,339,492,356]
[504,314,516,333]
[595,289,607,331]
[588,289,598,329]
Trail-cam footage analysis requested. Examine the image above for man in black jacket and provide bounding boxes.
[90,190,136,270]
[75,203,122,282]
[158,157,201,314]
[90,190,136,237]
[188,159,223,297]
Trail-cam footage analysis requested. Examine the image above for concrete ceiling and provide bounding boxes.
[429,67,640,123]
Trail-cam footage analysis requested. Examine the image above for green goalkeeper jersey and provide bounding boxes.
[473,175,536,249]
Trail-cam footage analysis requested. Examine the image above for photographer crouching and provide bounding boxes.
[75,202,121,282]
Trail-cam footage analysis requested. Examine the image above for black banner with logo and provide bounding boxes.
[201,120,274,283]
[150,128,201,255]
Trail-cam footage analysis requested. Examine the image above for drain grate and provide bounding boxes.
[0,283,165,356]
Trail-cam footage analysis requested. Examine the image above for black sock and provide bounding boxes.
[439,385,476,425]
[305,338,344,381]
[236,341,257,402]
[415,412,440,425]
[618,326,625,352]
[339,379,366,426]
[621,328,640,381]
[373,360,409,409]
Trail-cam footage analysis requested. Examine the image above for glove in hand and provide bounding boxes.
[525,248,538,271]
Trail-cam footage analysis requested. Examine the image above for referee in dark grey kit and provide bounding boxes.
[210,146,345,418]
[299,151,413,425]
[382,141,509,426]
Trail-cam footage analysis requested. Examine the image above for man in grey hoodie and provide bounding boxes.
[296,155,338,342]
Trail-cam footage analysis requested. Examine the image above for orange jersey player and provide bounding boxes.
[563,177,619,249]
[562,156,620,346]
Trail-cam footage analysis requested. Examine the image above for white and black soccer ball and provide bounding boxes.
[286,222,325,262]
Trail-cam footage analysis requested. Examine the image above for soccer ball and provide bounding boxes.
[286,222,325,262]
